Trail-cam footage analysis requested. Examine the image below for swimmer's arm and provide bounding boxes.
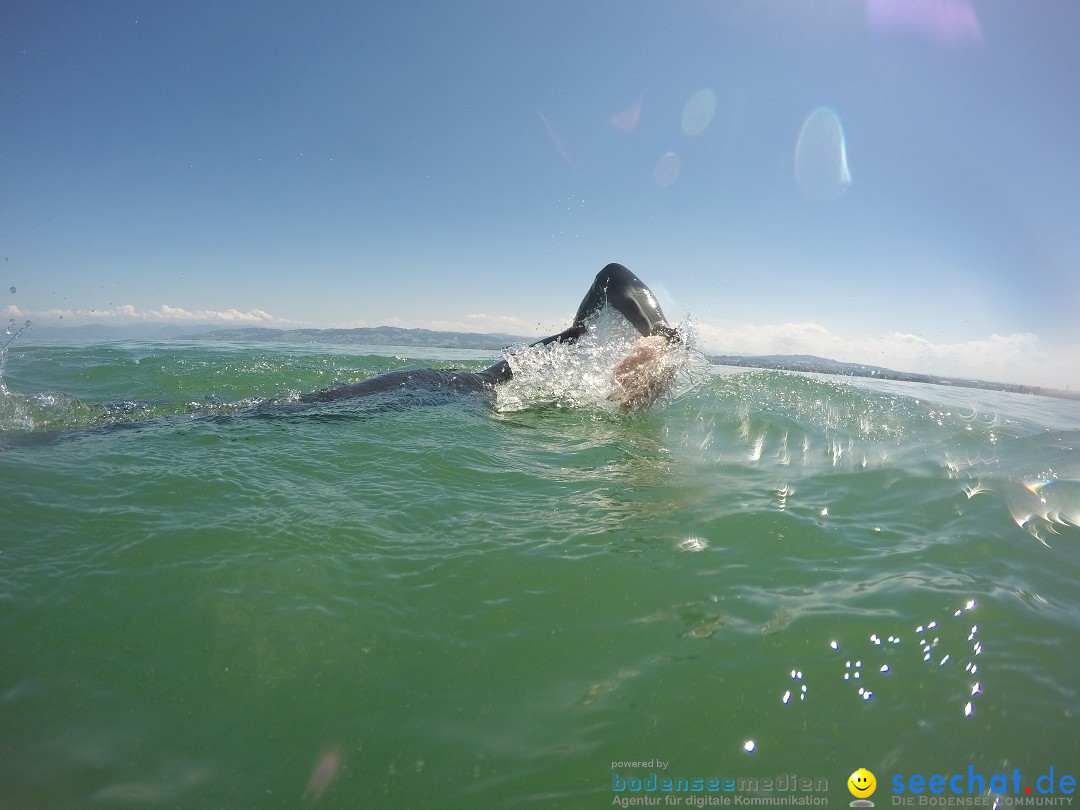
[612,334,677,412]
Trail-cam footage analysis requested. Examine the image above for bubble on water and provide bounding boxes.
[743,740,756,753]
[794,107,851,201]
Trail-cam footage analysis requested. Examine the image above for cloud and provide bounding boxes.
[2,303,298,325]
[694,320,1079,390]
[154,304,279,323]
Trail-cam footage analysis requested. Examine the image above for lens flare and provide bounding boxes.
[1006,477,1080,544]
[610,93,644,132]
[302,747,342,801]
[681,89,716,137]
[794,107,851,201]
[537,110,580,175]
[867,0,983,46]
[652,151,681,188]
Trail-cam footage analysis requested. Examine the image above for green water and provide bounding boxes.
[2,341,1079,808]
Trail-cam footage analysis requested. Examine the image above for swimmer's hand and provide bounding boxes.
[612,334,677,412]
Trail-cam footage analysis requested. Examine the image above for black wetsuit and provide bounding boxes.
[299,263,676,403]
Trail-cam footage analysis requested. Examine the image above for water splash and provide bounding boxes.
[494,307,695,414]
[0,317,32,395]
[0,318,35,430]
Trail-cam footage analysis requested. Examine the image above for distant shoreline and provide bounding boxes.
[706,354,1078,402]
[21,323,1079,402]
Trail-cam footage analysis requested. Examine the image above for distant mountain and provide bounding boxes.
[709,353,927,379]
[178,325,530,351]
[23,323,221,340]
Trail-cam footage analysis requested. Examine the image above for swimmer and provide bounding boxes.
[299,263,682,411]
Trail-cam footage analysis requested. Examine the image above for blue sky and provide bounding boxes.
[2,1,1078,388]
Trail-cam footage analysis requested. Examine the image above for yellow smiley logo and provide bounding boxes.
[848,768,877,798]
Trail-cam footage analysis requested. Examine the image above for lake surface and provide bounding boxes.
[2,339,1078,808]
